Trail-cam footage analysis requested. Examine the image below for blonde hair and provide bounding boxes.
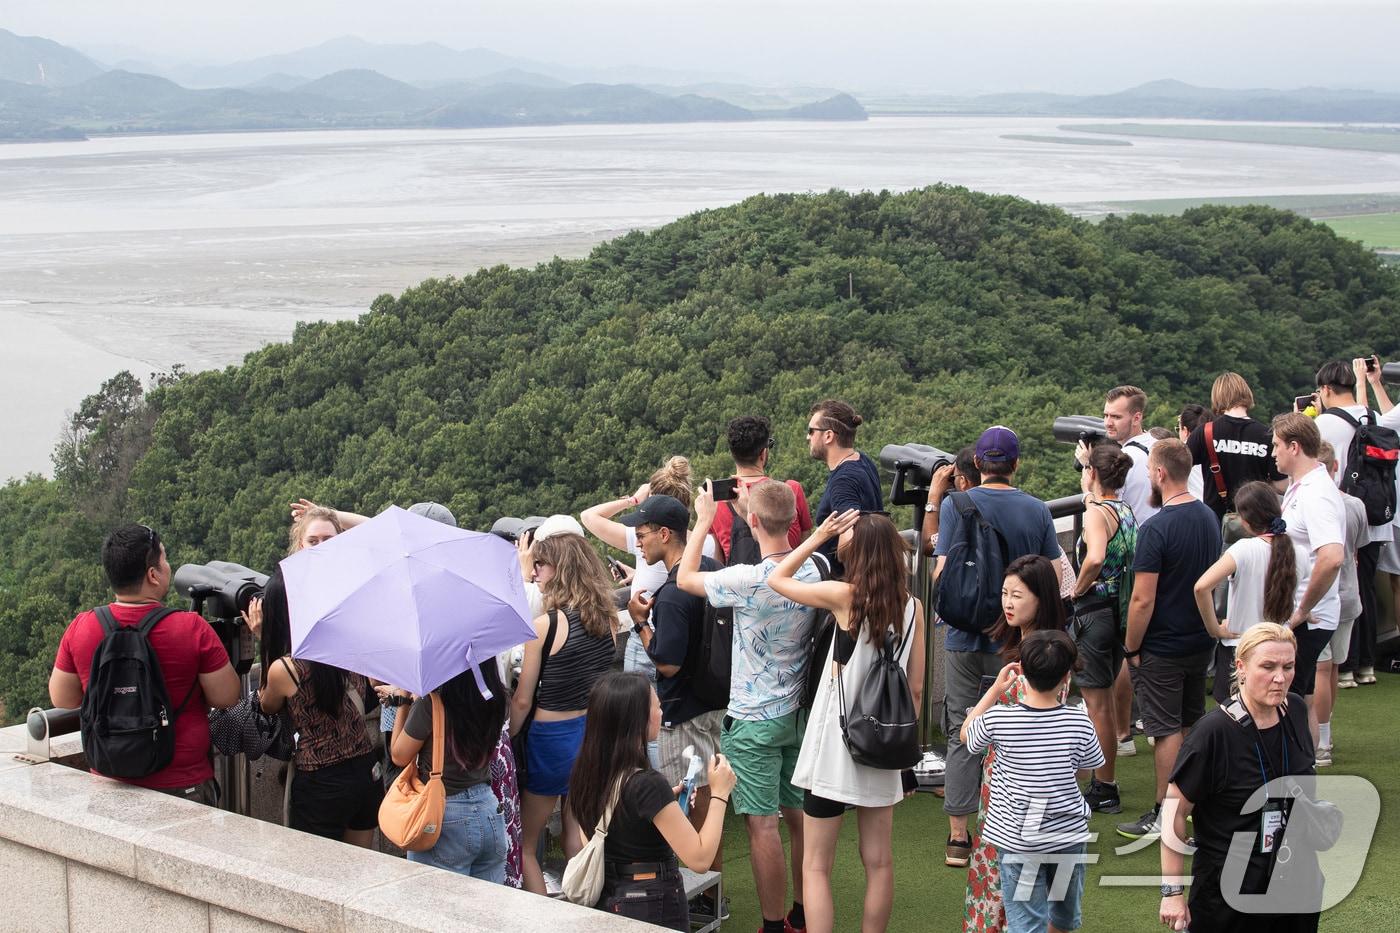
[649,456,694,509]
[1211,372,1255,414]
[1230,622,1297,697]
[749,480,797,537]
[1318,441,1336,469]
[288,506,343,555]
[533,533,617,639]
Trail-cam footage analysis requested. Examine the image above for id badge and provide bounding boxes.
[1260,800,1287,854]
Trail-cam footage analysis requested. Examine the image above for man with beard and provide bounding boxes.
[1117,439,1222,841]
[807,399,882,577]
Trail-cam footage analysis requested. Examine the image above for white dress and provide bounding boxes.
[792,599,917,808]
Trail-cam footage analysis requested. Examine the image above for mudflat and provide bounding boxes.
[3,116,1399,478]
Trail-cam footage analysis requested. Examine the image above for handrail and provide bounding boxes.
[27,707,79,741]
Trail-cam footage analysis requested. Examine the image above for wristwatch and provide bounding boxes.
[1160,884,1185,898]
[924,501,938,513]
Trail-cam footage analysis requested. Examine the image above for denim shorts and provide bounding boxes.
[406,782,507,883]
[523,715,587,797]
[998,843,1087,933]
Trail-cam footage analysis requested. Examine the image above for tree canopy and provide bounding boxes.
[1,186,1396,720]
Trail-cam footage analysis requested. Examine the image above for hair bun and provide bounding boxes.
[851,414,864,427]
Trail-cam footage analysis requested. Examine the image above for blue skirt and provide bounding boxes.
[524,715,587,797]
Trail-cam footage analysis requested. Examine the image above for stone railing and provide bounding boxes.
[0,725,646,933]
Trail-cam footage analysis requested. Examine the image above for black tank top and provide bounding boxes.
[536,608,615,712]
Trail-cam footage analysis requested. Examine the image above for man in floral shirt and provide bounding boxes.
[679,479,819,933]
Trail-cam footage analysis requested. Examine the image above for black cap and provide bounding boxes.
[617,495,690,533]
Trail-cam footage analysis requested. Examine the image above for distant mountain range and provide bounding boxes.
[867,78,1400,122]
[5,28,1400,140]
[0,30,866,140]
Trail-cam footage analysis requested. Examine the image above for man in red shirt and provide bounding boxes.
[709,415,813,562]
[49,524,240,802]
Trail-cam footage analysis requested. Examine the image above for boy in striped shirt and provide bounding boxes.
[963,630,1105,933]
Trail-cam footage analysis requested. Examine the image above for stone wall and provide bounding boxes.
[0,728,646,933]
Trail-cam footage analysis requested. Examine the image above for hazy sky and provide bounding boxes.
[6,1,1397,94]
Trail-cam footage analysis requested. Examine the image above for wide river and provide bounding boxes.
[4,115,1400,479]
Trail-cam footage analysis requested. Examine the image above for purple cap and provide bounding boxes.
[975,425,1020,464]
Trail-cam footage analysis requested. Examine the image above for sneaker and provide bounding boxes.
[1133,719,1146,735]
[1147,734,1156,747]
[1084,778,1122,814]
[1316,744,1333,767]
[1338,671,1358,689]
[785,921,806,933]
[1117,736,1137,757]
[1358,667,1377,685]
[690,894,730,921]
[1117,809,1161,840]
[945,835,973,867]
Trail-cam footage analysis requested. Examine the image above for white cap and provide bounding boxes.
[534,514,584,541]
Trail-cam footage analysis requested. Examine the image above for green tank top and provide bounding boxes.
[1080,499,1137,623]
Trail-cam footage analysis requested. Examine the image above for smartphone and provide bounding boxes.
[710,477,739,501]
[978,674,998,697]
[1367,355,1379,374]
[607,556,628,583]
[1294,394,1315,413]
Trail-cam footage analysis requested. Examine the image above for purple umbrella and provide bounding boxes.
[280,505,534,697]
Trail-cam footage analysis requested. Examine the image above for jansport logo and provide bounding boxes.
[113,686,138,695]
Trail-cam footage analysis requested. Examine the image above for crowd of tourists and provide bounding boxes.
[48,357,1399,933]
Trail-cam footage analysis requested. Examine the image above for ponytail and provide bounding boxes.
[1235,482,1296,625]
[1262,532,1299,625]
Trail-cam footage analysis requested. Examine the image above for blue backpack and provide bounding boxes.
[934,492,1010,635]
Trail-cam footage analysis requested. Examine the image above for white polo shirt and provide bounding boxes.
[1281,464,1347,630]
[1120,432,1158,524]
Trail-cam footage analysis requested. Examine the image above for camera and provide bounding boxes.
[173,561,266,675]
[1053,415,1107,446]
[489,516,547,543]
[879,443,955,507]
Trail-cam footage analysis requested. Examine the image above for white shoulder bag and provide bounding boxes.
[561,773,631,905]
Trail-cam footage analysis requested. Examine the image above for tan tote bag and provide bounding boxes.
[377,693,446,851]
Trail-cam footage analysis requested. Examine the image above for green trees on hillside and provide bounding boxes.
[1,186,1396,721]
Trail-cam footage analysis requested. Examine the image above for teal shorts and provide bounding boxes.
[720,710,805,816]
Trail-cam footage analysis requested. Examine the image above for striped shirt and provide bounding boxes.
[964,702,1105,853]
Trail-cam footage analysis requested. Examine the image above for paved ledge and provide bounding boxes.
[0,749,649,932]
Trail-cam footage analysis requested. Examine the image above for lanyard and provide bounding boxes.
[1251,719,1289,786]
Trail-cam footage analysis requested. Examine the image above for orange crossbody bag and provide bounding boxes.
[378,692,446,851]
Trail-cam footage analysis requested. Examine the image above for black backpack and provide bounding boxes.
[1328,408,1399,527]
[722,501,762,566]
[80,605,196,779]
[934,492,1011,635]
[799,551,836,711]
[837,612,921,770]
[660,567,733,712]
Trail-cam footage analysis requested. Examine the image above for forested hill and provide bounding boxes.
[2,186,1398,718]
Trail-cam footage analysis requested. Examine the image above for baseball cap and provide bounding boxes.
[975,425,1020,464]
[534,514,584,540]
[408,501,457,527]
[617,495,691,534]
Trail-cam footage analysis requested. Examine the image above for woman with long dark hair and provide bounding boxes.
[253,568,384,846]
[389,662,510,882]
[1193,481,1306,704]
[768,509,927,933]
[510,532,620,894]
[1070,440,1137,813]
[963,554,1069,933]
[567,672,736,930]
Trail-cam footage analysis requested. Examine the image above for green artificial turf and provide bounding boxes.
[717,672,1399,932]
